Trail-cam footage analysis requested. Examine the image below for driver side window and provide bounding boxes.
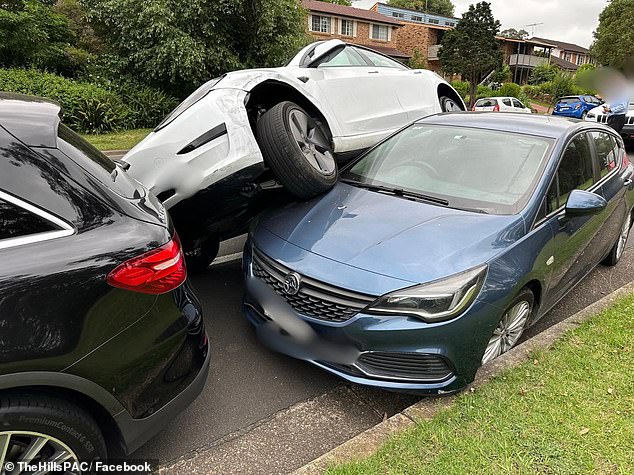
[554,133,595,210]
[317,47,368,68]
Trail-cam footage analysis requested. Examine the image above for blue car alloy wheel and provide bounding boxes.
[243,112,634,394]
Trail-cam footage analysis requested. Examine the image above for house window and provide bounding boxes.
[446,21,456,27]
[412,15,422,22]
[371,24,389,41]
[563,52,572,62]
[340,19,354,37]
[392,12,404,18]
[576,55,584,65]
[311,15,332,33]
[429,19,440,25]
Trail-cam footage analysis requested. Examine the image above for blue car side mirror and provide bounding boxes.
[565,189,607,217]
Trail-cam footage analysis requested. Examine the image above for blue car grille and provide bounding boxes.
[251,249,376,323]
[356,352,453,381]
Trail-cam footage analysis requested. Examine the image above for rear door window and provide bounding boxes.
[513,99,525,109]
[502,98,512,107]
[591,131,618,178]
[0,193,73,249]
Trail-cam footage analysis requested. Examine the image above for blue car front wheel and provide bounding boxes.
[482,289,534,364]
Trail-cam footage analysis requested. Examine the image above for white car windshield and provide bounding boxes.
[341,124,553,215]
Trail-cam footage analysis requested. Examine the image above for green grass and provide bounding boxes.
[81,128,152,151]
[328,295,634,475]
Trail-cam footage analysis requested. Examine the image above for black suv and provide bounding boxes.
[0,94,209,463]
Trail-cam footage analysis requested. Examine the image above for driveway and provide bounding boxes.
[135,146,634,471]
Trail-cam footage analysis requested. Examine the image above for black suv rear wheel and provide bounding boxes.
[0,393,107,466]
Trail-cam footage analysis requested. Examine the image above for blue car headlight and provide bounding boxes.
[366,265,487,322]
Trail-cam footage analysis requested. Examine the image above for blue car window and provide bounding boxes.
[557,133,594,207]
[592,132,618,178]
[343,124,553,215]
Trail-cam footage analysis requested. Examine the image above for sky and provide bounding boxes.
[352,0,609,48]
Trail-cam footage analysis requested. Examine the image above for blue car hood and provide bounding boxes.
[257,183,526,284]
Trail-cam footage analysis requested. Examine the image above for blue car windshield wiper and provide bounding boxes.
[341,179,449,206]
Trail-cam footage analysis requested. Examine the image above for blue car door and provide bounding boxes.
[543,132,606,307]
[592,131,630,254]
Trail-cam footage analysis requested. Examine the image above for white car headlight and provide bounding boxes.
[366,265,487,322]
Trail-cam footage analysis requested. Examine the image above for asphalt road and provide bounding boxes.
[136,147,634,466]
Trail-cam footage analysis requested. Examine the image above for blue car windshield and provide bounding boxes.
[342,124,553,215]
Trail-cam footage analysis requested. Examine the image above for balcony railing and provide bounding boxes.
[428,44,441,61]
[508,54,549,68]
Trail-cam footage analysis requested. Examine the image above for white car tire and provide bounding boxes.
[257,101,338,200]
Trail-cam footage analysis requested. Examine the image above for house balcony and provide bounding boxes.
[428,44,441,61]
[508,54,549,68]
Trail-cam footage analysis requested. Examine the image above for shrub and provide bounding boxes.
[529,63,559,85]
[0,68,130,133]
[102,80,178,129]
[451,80,469,100]
[476,85,494,99]
[551,72,575,100]
[495,82,521,98]
[522,84,540,99]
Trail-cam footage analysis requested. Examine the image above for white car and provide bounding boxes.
[123,40,465,270]
[586,102,634,139]
[472,97,532,114]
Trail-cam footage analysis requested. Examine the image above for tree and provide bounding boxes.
[388,0,454,17]
[439,2,502,106]
[591,0,634,69]
[528,62,559,85]
[81,0,309,96]
[0,0,90,76]
[500,27,528,40]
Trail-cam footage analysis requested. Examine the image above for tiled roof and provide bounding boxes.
[302,0,403,26]
[531,37,590,54]
[550,55,579,71]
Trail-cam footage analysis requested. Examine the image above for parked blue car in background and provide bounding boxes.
[243,113,633,394]
[553,95,603,119]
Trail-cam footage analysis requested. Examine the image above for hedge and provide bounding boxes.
[0,68,177,133]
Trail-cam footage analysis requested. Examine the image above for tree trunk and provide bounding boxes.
[469,80,478,109]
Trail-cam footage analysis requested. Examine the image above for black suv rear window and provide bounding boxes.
[57,124,139,199]
[0,198,57,240]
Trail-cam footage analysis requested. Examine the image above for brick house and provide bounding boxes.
[302,0,410,61]
[370,2,459,73]
[531,37,595,70]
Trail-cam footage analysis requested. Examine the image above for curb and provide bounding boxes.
[292,281,634,475]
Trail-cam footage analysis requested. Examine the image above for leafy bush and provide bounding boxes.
[551,72,575,100]
[522,84,540,99]
[451,80,469,100]
[476,85,495,100]
[529,63,559,85]
[496,82,521,98]
[0,0,91,77]
[0,68,129,132]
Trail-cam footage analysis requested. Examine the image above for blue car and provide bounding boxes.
[553,95,603,119]
[243,113,633,394]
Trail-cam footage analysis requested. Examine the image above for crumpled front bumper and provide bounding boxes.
[241,243,502,395]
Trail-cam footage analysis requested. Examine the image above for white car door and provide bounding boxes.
[500,98,514,112]
[513,98,531,113]
[300,46,408,137]
[355,48,440,122]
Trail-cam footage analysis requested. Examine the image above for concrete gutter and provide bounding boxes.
[292,281,634,475]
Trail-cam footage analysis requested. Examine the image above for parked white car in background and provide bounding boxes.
[472,97,532,114]
[123,39,466,270]
[585,102,634,140]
